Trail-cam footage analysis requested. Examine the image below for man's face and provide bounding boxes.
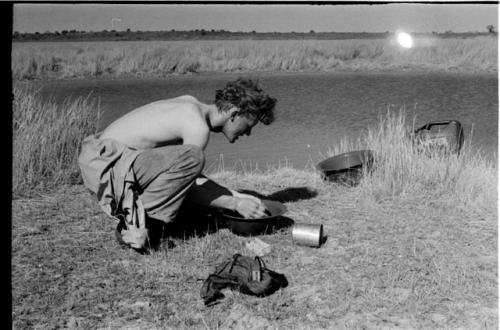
[223,113,259,144]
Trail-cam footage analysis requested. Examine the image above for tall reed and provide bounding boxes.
[327,111,497,213]
[12,37,498,80]
[13,86,100,196]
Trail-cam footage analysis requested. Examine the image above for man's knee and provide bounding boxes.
[180,144,205,176]
[133,144,205,189]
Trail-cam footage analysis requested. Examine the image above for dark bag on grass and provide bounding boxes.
[200,253,288,306]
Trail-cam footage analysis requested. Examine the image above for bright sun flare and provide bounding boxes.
[397,32,414,49]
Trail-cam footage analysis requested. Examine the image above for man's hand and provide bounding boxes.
[231,190,270,218]
[234,197,268,219]
[189,178,268,218]
[231,190,261,203]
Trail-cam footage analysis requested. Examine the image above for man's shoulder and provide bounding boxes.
[167,96,202,113]
[176,95,199,103]
[176,101,204,120]
[172,100,207,128]
[149,96,205,125]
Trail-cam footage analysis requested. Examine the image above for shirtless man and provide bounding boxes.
[78,78,277,251]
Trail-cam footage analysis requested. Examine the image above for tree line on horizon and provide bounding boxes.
[12,28,496,42]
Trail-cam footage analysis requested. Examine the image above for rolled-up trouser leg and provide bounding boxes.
[132,144,205,223]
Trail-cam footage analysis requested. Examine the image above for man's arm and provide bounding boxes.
[186,175,268,219]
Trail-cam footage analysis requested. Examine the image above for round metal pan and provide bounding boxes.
[221,200,287,236]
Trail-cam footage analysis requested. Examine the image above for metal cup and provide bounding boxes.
[292,223,324,247]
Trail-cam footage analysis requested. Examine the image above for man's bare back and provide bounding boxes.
[100,95,211,150]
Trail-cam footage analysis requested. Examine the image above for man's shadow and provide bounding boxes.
[146,186,318,250]
[237,186,318,203]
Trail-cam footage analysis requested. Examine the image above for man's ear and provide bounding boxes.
[229,107,239,121]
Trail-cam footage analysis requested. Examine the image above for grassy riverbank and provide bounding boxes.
[12,88,497,328]
[12,86,99,197]
[12,168,497,329]
[326,112,496,214]
[12,37,497,80]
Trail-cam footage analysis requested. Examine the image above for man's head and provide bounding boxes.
[215,78,277,143]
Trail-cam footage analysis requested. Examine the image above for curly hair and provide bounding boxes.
[215,78,277,125]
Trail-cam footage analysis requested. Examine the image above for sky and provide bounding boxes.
[13,3,498,34]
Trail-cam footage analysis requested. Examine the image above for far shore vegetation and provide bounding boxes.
[12,28,497,43]
[12,35,498,80]
[12,84,497,329]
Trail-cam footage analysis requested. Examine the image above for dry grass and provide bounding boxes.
[12,37,498,80]
[12,165,497,329]
[326,111,497,216]
[12,85,100,197]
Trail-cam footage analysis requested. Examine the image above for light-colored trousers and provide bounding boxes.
[78,134,204,249]
[132,144,205,223]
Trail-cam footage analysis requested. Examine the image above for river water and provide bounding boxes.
[34,72,498,171]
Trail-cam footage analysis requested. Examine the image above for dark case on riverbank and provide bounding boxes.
[413,120,465,154]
